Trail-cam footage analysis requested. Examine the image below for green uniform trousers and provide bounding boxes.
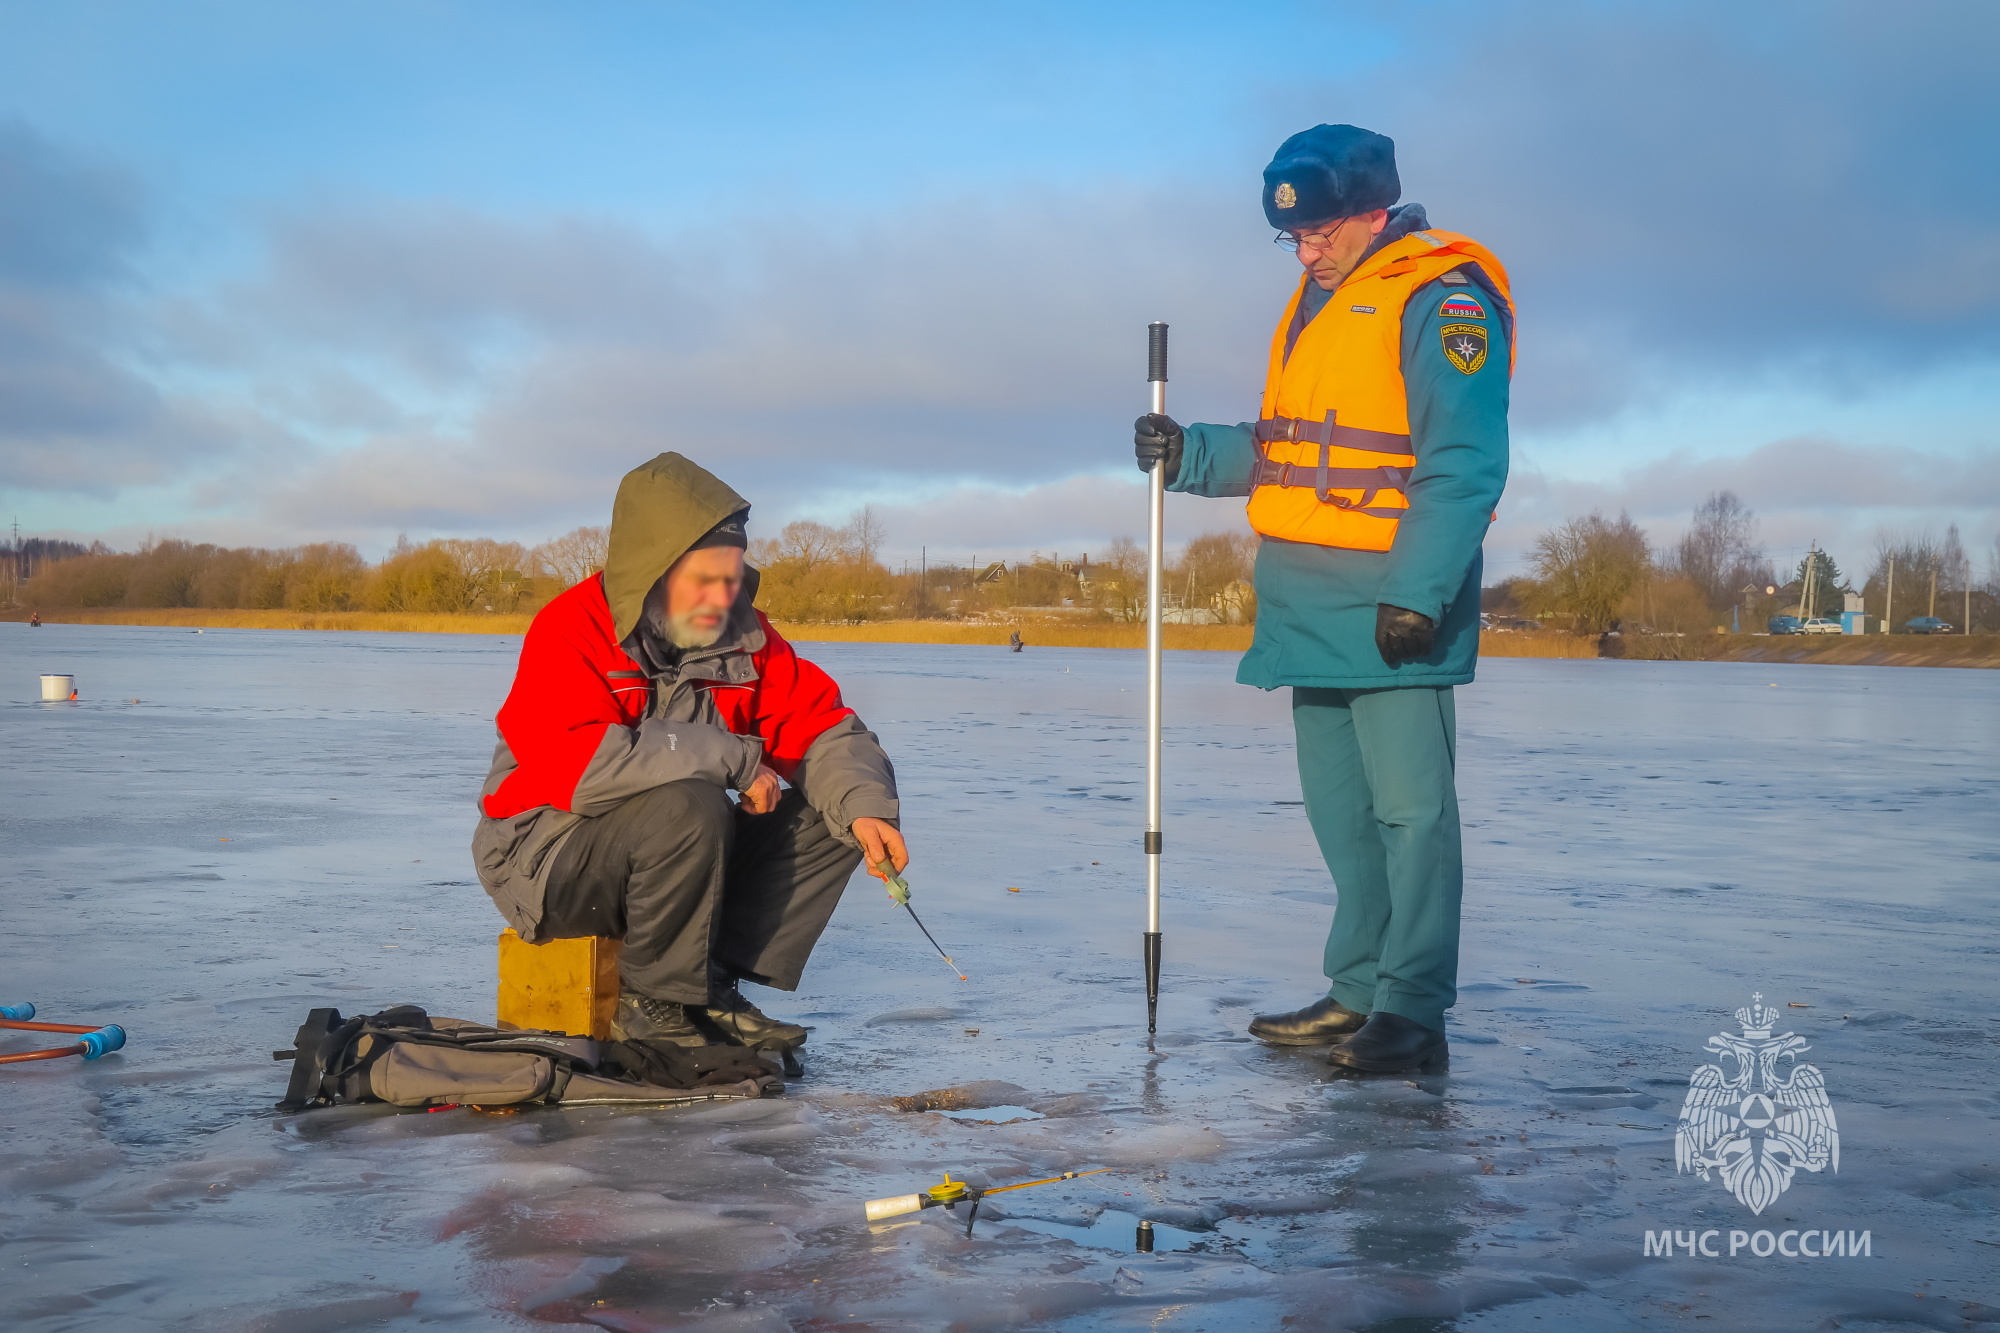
[1293,685,1461,1031]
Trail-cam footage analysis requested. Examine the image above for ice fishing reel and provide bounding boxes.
[1,1002,127,1066]
[863,1168,1114,1238]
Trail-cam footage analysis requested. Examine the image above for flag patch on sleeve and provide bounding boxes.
[1439,292,1487,320]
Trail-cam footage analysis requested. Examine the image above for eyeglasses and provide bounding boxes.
[1274,218,1351,253]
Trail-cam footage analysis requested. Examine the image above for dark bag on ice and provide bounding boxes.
[273,1004,783,1113]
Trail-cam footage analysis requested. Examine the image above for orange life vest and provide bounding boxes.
[1247,228,1513,553]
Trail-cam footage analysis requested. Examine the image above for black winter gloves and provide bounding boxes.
[1134,413,1184,484]
[1375,603,1436,666]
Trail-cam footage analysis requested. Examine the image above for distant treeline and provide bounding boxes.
[21,494,1981,634]
[6,534,593,615]
[1484,491,1998,637]
[3,514,1261,625]
[745,509,1256,624]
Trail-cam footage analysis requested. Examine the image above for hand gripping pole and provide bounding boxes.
[1144,322,1168,1038]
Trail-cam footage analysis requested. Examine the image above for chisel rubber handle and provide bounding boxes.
[79,1026,126,1059]
[1147,322,1169,382]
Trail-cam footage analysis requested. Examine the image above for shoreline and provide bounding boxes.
[3,608,1993,666]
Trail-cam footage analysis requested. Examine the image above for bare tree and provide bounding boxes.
[848,506,886,565]
[532,526,609,588]
[748,510,894,622]
[1673,491,1768,610]
[1865,528,1959,624]
[433,538,528,583]
[1091,536,1148,621]
[1529,511,1652,633]
[1174,531,1258,618]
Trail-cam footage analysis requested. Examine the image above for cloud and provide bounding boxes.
[1308,0,2000,428]
[5,0,1998,564]
[1487,438,2000,577]
[0,122,245,495]
[152,185,1284,544]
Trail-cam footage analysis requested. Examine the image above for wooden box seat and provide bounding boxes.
[495,930,621,1039]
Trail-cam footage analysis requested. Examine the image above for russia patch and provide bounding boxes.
[1439,292,1487,320]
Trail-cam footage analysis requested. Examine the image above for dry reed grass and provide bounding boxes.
[1475,631,1598,659]
[1,608,535,634]
[771,620,1255,651]
[10,608,1986,667]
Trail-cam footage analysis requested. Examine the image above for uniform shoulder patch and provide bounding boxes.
[1439,322,1489,374]
[1437,270,1470,285]
[1439,292,1487,319]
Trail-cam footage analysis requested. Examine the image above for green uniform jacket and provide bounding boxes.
[1170,266,1511,690]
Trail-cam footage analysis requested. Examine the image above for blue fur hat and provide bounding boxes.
[1262,124,1400,230]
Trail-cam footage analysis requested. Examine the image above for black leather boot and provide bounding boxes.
[702,973,809,1049]
[609,995,714,1046]
[1325,1011,1448,1073]
[1248,995,1369,1045]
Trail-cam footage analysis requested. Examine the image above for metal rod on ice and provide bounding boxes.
[1144,322,1167,1037]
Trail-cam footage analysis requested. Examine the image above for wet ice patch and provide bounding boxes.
[890,1080,1028,1112]
[865,1006,960,1025]
[1003,1207,1202,1252]
[933,1105,1043,1125]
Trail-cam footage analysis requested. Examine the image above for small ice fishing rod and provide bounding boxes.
[875,860,966,981]
[864,1168,1117,1237]
[0,1002,126,1065]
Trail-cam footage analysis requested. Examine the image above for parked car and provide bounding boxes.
[1902,616,1954,634]
[1767,615,1803,634]
[1801,618,1843,634]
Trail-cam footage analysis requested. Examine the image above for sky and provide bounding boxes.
[2,0,1997,581]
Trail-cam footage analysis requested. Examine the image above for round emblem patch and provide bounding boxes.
[1274,182,1297,210]
[1440,322,1489,374]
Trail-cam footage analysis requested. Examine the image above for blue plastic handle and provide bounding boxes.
[78,1026,125,1059]
[0,1002,34,1021]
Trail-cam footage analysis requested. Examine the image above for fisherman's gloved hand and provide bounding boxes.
[1375,603,1436,666]
[1134,413,1184,484]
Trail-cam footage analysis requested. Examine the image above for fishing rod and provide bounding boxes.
[875,861,966,981]
[864,1168,1117,1237]
[1,1002,126,1065]
[1143,321,1168,1038]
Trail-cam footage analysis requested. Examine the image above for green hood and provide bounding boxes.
[603,452,751,643]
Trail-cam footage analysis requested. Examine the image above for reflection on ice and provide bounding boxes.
[1002,1208,1203,1253]
[3,626,1996,1328]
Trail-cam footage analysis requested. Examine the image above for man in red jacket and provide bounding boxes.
[474,453,906,1048]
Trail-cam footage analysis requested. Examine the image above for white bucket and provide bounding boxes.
[40,674,74,701]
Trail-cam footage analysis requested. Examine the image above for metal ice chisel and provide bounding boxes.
[875,861,966,980]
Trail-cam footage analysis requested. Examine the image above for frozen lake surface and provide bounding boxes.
[3,623,1996,1331]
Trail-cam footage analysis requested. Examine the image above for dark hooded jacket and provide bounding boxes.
[471,453,899,938]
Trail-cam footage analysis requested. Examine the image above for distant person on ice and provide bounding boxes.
[1134,125,1510,1073]
[473,453,905,1048]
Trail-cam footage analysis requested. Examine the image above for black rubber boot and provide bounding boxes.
[1248,996,1369,1045]
[702,972,809,1049]
[609,995,715,1047]
[1325,1011,1448,1073]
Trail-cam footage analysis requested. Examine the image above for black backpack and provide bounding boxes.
[274,1005,783,1113]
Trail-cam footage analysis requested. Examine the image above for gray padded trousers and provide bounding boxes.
[539,779,863,1005]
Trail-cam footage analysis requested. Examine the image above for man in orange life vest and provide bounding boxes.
[1135,124,1510,1073]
